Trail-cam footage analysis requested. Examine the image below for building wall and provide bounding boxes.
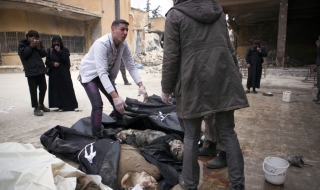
[237,20,320,65]
[60,0,102,14]
[0,9,86,66]
[237,23,278,58]
[120,0,133,52]
[150,17,165,31]
[0,0,134,67]
[131,8,149,29]
[130,8,148,54]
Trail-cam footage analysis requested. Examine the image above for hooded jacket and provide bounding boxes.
[162,0,249,119]
[18,38,47,77]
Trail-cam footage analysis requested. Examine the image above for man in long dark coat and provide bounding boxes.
[245,40,268,93]
[161,0,249,189]
[313,34,320,104]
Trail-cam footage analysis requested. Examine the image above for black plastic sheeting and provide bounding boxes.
[124,94,176,115]
[41,95,185,190]
[40,126,120,189]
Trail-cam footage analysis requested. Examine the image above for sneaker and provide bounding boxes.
[199,145,217,156]
[245,89,250,93]
[34,107,43,116]
[58,109,63,112]
[252,90,258,94]
[124,82,132,85]
[206,151,227,169]
[39,105,50,112]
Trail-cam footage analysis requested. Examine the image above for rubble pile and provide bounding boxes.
[70,54,84,70]
[133,32,164,73]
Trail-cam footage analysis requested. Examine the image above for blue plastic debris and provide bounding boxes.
[136,65,144,69]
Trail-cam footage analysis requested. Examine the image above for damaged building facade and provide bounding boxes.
[217,0,320,66]
[0,0,134,71]
[0,0,165,72]
[2,0,318,71]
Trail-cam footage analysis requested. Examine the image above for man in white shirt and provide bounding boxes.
[79,19,148,137]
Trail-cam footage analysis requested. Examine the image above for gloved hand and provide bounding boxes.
[112,97,126,114]
[161,92,172,105]
[138,86,148,102]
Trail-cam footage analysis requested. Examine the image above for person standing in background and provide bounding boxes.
[245,40,268,94]
[119,59,132,85]
[313,34,320,104]
[45,36,79,112]
[18,30,50,116]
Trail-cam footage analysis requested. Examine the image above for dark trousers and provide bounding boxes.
[180,110,244,189]
[317,66,320,100]
[27,74,47,108]
[82,77,123,137]
[120,61,129,84]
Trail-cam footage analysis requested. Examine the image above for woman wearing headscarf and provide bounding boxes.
[45,36,78,111]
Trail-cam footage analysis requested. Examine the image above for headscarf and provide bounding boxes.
[51,35,64,49]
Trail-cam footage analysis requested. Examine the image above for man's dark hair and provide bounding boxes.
[254,40,261,45]
[111,19,129,28]
[26,30,40,38]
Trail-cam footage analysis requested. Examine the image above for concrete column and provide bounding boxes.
[276,0,288,67]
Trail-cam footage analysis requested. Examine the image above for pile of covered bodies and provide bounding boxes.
[40,95,185,190]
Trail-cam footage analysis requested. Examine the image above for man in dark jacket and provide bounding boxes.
[161,0,249,190]
[245,40,268,94]
[18,30,50,116]
[313,34,320,104]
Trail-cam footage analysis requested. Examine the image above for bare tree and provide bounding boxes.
[144,0,151,13]
[144,1,162,29]
[151,5,162,18]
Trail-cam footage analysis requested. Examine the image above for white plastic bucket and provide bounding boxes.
[262,157,290,185]
[282,91,291,102]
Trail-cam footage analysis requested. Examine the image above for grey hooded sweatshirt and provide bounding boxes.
[162,0,249,119]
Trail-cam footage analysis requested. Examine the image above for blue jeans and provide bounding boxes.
[82,77,123,137]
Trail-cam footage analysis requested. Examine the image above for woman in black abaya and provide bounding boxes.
[45,36,78,111]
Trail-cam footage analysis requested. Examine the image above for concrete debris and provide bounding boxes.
[70,54,85,70]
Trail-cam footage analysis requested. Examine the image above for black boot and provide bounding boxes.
[199,140,217,156]
[206,151,227,169]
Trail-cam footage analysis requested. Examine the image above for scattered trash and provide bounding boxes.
[0,106,15,114]
[263,156,289,185]
[287,155,312,168]
[136,65,144,69]
[263,92,273,96]
[282,91,291,102]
